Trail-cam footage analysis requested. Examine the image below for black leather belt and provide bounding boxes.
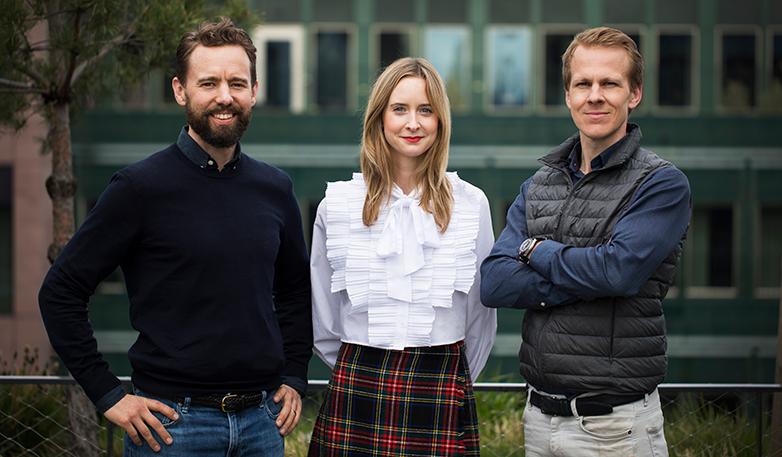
[529,391,646,417]
[175,392,267,413]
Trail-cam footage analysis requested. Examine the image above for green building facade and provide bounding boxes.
[32,0,782,381]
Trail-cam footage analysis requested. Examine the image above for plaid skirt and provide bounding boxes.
[308,341,480,457]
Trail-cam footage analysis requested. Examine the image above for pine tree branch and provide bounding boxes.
[69,5,151,86]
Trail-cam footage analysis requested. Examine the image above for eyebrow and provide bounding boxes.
[572,76,623,84]
[195,76,250,84]
[389,102,432,108]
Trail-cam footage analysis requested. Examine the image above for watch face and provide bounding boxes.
[520,238,535,254]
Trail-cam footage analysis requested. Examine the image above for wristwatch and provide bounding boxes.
[518,236,546,264]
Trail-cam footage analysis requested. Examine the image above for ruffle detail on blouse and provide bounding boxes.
[324,172,480,349]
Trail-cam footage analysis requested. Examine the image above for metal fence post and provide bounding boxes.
[758,391,764,457]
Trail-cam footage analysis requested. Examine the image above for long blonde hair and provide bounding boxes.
[360,57,453,232]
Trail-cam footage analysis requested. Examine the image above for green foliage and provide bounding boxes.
[475,390,526,456]
[0,0,259,129]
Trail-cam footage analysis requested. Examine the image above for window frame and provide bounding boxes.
[309,23,358,112]
[651,24,700,115]
[484,24,535,114]
[754,203,782,299]
[684,202,739,299]
[714,25,763,113]
[252,24,307,113]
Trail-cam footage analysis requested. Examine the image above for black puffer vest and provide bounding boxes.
[521,126,685,395]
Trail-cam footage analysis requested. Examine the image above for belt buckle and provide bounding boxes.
[220,393,238,413]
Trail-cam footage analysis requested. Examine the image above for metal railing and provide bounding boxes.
[2,376,781,457]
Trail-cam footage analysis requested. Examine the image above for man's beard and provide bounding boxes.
[186,101,252,148]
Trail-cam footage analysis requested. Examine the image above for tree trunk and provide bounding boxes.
[46,102,99,456]
[66,386,101,456]
[45,102,76,263]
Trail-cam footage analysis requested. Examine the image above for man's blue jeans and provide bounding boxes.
[124,389,284,456]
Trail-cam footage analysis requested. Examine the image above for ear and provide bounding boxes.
[172,77,187,106]
[628,84,643,110]
[565,88,572,110]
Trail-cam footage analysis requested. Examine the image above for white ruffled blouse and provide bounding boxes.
[311,172,497,381]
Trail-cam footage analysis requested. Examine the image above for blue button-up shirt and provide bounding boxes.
[480,131,691,309]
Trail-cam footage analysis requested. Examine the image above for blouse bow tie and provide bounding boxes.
[376,188,441,302]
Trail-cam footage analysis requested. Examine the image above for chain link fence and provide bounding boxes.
[2,377,781,456]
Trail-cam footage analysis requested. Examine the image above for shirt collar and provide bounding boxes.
[567,131,632,176]
[176,126,242,170]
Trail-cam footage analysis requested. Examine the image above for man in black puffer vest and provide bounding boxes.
[481,27,690,457]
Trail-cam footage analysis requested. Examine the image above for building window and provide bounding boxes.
[315,30,351,110]
[374,28,414,74]
[424,26,471,110]
[0,167,11,314]
[687,206,735,297]
[486,27,533,110]
[657,31,695,108]
[254,26,305,112]
[719,30,758,109]
[544,32,576,107]
[757,206,782,296]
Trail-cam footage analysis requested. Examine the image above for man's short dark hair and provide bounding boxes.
[176,17,257,86]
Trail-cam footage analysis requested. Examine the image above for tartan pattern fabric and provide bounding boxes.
[308,342,480,456]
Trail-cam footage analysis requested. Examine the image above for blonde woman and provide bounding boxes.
[308,57,496,456]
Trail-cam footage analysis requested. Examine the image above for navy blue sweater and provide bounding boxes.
[39,132,312,412]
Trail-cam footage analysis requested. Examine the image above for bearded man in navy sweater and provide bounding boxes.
[38,18,312,456]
